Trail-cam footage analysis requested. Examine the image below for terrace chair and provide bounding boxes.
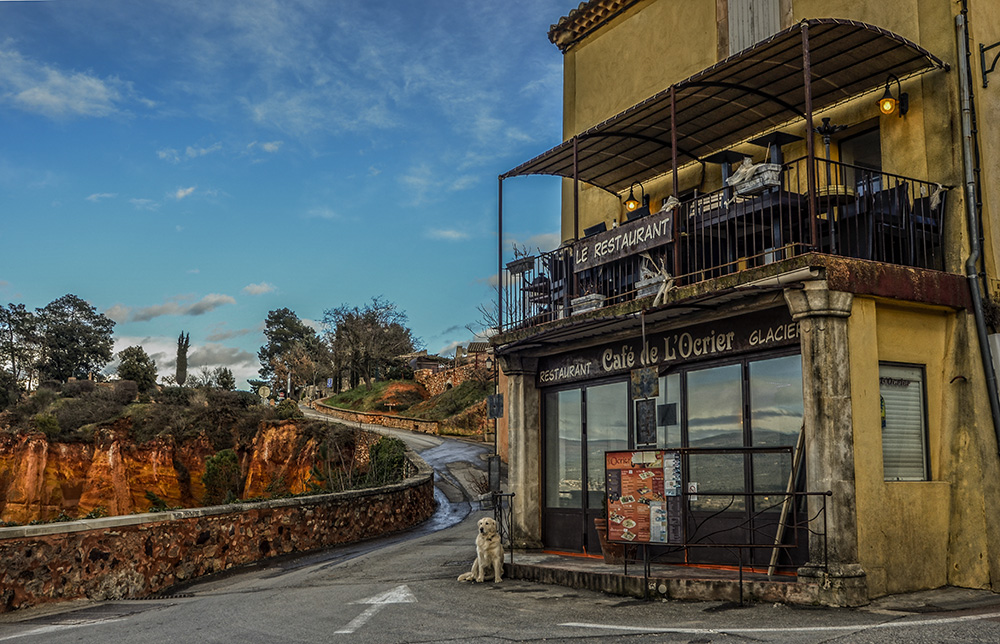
[839,183,913,264]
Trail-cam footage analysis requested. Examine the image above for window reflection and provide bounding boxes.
[586,381,629,508]
[544,389,582,508]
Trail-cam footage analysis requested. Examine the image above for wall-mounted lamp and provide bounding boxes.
[878,73,908,117]
[624,181,647,212]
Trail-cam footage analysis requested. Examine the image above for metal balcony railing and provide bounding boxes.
[500,157,947,332]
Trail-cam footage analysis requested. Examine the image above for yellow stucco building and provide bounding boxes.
[494,0,1000,605]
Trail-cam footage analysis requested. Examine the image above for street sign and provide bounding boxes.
[258,386,271,399]
[327,377,333,388]
[487,394,504,419]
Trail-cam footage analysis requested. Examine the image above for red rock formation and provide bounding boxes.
[0,421,337,524]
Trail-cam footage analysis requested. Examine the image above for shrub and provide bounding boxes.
[112,380,139,405]
[34,413,61,438]
[365,436,407,486]
[276,399,303,420]
[61,379,97,398]
[202,449,242,505]
[154,387,193,406]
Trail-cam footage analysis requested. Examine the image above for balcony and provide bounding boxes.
[500,157,946,332]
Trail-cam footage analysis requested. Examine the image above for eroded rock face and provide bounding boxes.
[0,421,337,523]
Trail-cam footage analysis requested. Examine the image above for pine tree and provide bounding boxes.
[176,332,190,386]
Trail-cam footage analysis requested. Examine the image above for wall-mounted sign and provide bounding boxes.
[604,450,683,544]
[574,209,673,271]
[538,308,798,386]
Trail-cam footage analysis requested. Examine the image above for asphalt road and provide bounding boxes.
[1,416,998,643]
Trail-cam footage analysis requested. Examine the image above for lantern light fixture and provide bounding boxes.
[624,181,646,212]
[878,73,908,117]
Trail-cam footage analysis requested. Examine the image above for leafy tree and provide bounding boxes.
[116,345,158,392]
[0,303,38,388]
[0,370,19,410]
[175,332,190,386]
[35,294,115,382]
[202,449,242,505]
[214,367,236,391]
[323,296,418,389]
[258,308,317,385]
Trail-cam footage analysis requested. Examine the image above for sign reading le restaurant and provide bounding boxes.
[537,309,799,386]
[574,208,673,271]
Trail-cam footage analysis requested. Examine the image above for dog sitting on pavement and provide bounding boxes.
[458,516,504,583]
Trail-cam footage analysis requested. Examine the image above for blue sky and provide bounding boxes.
[0,0,577,388]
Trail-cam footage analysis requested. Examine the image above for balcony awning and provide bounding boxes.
[500,18,948,194]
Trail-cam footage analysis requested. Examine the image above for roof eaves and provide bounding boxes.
[547,0,642,52]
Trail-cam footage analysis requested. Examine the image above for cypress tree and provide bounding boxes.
[176,332,190,386]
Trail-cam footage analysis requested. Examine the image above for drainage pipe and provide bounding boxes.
[957,11,1000,455]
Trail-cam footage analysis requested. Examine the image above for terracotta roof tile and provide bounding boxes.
[548,0,641,51]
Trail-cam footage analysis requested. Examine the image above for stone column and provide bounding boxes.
[498,353,542,549]
[784,280,868,606]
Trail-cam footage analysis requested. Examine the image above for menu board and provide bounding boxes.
[604,450,684,544]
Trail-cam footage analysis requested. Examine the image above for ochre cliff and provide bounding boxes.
[0,421,337,524]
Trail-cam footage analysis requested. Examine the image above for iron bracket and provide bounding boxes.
[980,41,1000,88]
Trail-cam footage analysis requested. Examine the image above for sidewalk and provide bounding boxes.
[500,545,1000,610]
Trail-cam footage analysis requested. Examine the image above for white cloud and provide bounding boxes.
[173,186,196,200]
[260,141,282,153]
[242,282,275,296]
[86,192,117,202]
[206,327,253,342]
[0,46,136,119]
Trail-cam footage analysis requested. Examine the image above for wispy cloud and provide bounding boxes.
[242,282,275,295]
[130,198,160,211]
[304,206,339,220]
[206,327,253,342]
[86,192,117,202]
[248,140,283,154]
[0,45,139,119]
[106,293,236,323]
[185,143,221,158]
[428,229,469,241]
[173,186,196,200]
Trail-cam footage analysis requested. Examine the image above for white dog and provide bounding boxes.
[458,517,504,583]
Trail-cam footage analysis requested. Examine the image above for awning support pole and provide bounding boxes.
[671,86,681,278]
[801,22,818,249]
[498,176,504,333]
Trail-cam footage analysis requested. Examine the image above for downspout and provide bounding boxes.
[957,10,1000,454]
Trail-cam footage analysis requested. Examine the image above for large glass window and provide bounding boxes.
[687,363,744,511]
[586,381,629,508]
[544,389,582,508]
[879,363,928,481]
[750,354,804,510]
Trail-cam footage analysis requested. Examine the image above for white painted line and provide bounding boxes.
[0,619,124,641]
[560,609,1000,635]
[335,585,416,635]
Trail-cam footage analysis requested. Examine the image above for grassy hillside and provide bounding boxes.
[320,378,492,423]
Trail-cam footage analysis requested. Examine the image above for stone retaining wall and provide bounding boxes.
[310,402,441,434]
[0,450,435,613]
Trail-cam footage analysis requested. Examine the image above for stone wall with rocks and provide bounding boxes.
[0,451,434,613]
[415,363,489,397]
[310,402,440,435]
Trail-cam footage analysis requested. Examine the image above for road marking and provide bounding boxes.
[560,609,1000,635]
[0,619,124,641]
[335,584,416,635]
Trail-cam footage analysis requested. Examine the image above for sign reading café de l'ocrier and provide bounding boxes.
[537,309,799,386]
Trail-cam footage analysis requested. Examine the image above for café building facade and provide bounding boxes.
[493,0,1000,606]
